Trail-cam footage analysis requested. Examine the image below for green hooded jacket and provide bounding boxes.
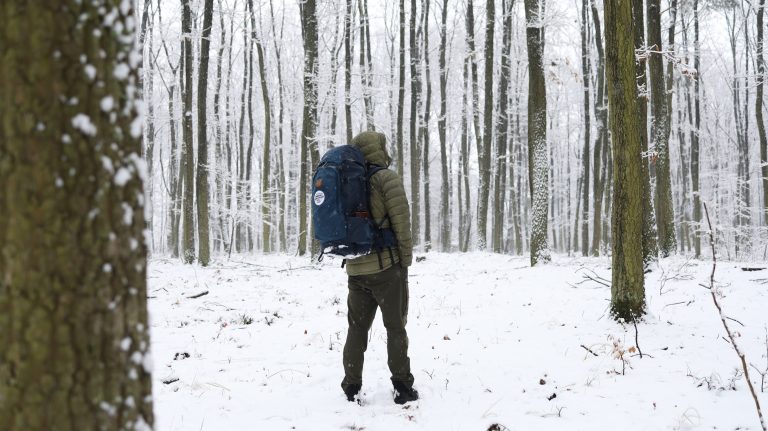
[345,132,413,276]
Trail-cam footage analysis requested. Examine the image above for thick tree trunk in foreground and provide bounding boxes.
[605,0,646,320]
[525,0,550,265]
[0,1,154,428]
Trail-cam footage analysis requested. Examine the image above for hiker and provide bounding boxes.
[336,131,417,404]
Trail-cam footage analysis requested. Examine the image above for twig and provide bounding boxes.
[703,203,766,431]
[187,291,209,299]
[725,316,746,327]
[633,320,644,359]
[580,344,599,357]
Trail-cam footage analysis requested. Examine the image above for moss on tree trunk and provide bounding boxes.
[605,0,647,321]
[0,1,154,428]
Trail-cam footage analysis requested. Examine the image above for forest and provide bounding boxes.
[0,0,767,429]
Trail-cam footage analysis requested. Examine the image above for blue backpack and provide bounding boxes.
[312,145,397,264]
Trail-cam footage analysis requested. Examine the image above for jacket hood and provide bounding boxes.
[351,132,391,168]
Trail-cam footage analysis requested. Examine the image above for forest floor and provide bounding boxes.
[148,252,768,431]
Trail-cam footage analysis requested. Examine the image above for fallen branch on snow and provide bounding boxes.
[703,203,766,431]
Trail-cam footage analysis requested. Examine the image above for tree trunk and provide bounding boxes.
[421,0,433,252]
[249,0,272,253]
[581,0,591,256]
[196,0,214,265]
[477,0,495,251]
[439,0,451,251]
[299,0,320,257]
[590,0,608,257]
[633,0,658,264]
[759,0,768,227]
[648,0,677,256]
[466,0,481,247]
[213,0,228,253]
[410,0,423,248]
[181,0,196,263]
[460,57,472,252]
[397,0,406,176]
[605,0,646,321]
[269,0,287,251]
[359,0,376,130]
[692,0,702,257]
[0,1,154,427]
[525,0,550,265]
[493,0,514,253]
[344,0,354,143]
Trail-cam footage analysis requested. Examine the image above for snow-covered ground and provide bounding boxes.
[148,253,768,431]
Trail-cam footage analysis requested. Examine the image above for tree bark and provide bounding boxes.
[181,0,196,263]
[344,0,354,143]
[421,0,433,252]
[397,0,406,176]
[299,0,320,256]
[248,0,273,253]
[439,0,451,251]
[759,0,768,227]
[196,0,214,265]
[692,0,702,256]
[477,0,495,251]
[648,0,677,256]
[580,0,591,257]
[590,0,608,257]
[0,1,154,427]
[525,0,550,265]
[633,0,658,264]
[605,0,646,321]
[493,0,514,253]
[410,0,423,248]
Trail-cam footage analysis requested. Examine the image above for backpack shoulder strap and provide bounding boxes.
[366,164,386,180]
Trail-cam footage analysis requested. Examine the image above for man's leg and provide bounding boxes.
[341,275,378,395]
[373,265,415,388]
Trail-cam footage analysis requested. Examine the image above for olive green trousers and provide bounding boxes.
[341,263,415,391]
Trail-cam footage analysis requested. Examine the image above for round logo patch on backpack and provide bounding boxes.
[313,190,325,206]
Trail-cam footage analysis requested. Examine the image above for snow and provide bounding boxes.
[100,96,115,112]
[114,63,130,80]
[115,167,132,186]
[71,114,97,136]
[149,253,768,431]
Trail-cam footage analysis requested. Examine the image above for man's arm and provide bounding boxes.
[377,170,413,266]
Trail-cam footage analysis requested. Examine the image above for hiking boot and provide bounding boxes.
[393,381,419,404]
[343,383,362,402]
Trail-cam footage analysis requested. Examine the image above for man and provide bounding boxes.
[341,131,418,405]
